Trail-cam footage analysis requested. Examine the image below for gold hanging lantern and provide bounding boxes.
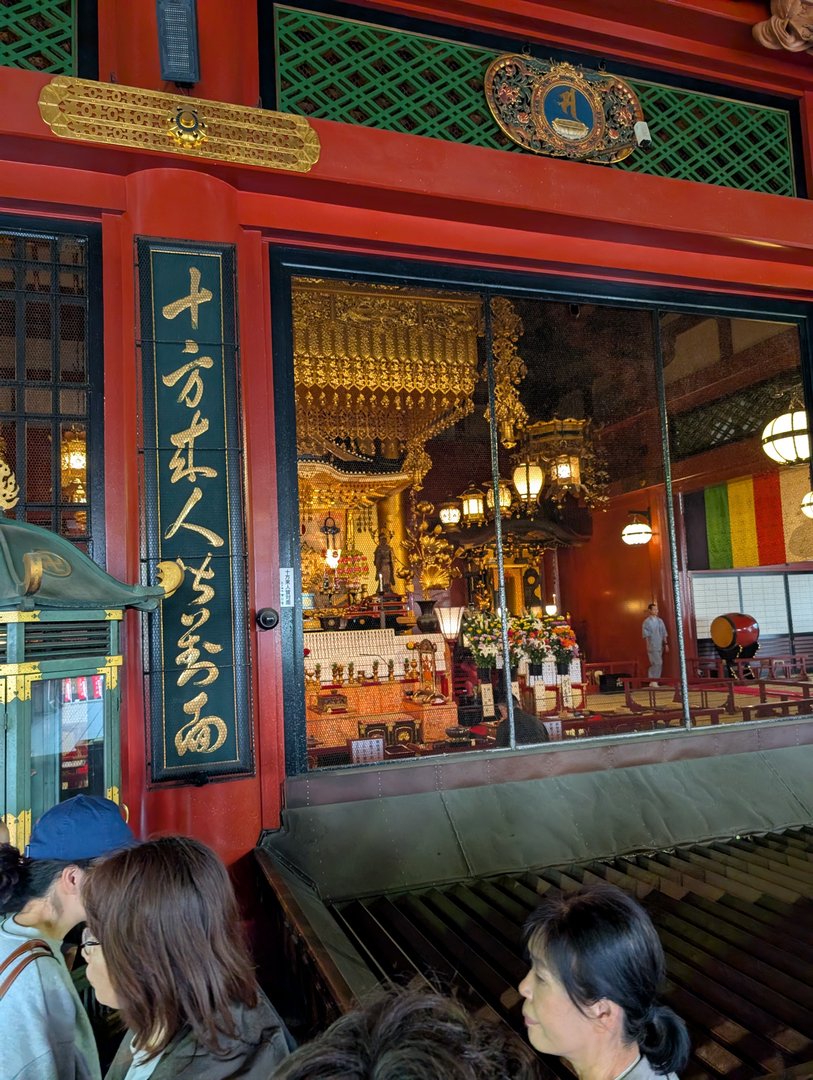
[460,484,486,525]
[60,426,87,503]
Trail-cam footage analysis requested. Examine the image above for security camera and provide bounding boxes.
[634,121,652,151]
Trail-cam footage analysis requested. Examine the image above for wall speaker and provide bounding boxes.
[157,0,200,86]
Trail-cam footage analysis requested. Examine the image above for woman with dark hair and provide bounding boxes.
[81,836,290,1079]
[518,884,689,1080]
[272,986,536,1080]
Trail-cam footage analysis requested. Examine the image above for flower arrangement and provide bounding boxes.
[512,613,551,665]
[463,609,578,669]
[461,609,502,668]
[548,620,578,667]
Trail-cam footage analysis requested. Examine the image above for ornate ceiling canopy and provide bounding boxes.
[292,279,483,485]
[297,459,411,511]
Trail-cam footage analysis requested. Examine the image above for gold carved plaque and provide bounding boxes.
[39,77,320,173]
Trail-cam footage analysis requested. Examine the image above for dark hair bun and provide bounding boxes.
[641,1003,691,1075]
[0,844,25,908]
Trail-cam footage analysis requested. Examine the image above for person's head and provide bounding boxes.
[0,795,135,934]
[494,689,520,722]
[519,885,689,1076]
[648,602,659,615]
[81,835,258,1058]
[273,987,534,1080]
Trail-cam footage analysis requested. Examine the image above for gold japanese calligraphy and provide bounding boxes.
[160,267,228,758]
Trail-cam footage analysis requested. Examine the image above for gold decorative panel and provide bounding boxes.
[298,460,411,511]
[293,280,483,484]
[38,78,320,173]
[4,810,31,851]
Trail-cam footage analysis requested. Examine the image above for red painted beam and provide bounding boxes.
[351,0,813,94]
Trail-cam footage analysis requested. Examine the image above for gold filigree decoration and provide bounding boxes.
[39,77,320,173]
[0,457,20,512]
[488,296,528,449]
[300,541,327,593]
[398,499,463,593]
[0,434,19,513]
[293,280,483,486]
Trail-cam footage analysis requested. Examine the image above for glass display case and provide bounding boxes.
[2,609,124,847]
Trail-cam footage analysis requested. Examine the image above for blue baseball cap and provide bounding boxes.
[26,795,136,861]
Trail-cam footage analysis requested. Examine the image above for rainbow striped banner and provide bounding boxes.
[684,465,813,569]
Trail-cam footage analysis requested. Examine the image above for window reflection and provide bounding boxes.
[30,676,106,820]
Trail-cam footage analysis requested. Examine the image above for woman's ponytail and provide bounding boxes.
[0,843,27,913]
[640,1002,691,1076]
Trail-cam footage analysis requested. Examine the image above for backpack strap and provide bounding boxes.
[0,938,55,1000]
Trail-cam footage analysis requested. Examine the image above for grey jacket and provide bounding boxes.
[0,915,101,1080]
[104,993,290,1080]
[628,1055,679,1080]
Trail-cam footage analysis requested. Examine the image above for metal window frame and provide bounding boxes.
[0,215,104,566]
[271,246,813,775]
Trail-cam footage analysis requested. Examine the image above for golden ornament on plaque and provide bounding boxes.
[38,77,320,173]
[167,106,208,148]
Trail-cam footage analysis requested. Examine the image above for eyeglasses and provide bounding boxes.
[80,936,101,956]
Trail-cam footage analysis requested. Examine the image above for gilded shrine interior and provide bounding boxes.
[291,276,811,770]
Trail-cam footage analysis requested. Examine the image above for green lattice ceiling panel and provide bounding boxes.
[274,6,796,197]
[0,0,75,74]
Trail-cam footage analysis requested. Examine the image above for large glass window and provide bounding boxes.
[282,270,811,770]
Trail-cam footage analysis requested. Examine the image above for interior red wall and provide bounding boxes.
[558,490,676,678]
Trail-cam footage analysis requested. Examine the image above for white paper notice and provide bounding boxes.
[280,567,294,608]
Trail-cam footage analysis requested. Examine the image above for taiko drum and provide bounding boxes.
[710,612,759,659]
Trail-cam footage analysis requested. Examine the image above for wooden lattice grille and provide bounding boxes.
[0,0,75,74]
[273,5,796,197]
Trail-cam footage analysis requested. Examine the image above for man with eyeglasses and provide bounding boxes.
[0,795,135,1080]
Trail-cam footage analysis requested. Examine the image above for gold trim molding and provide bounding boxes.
[98,655,123,691]
[39,77,320,173]
[298,460,411,511]
[0,611,40,623]
[4,810,31,850]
